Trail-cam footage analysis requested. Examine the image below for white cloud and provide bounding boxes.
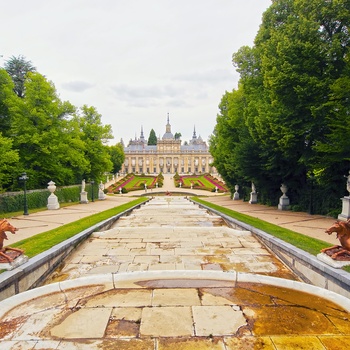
[61,81,95,92]
[0,0,272,143]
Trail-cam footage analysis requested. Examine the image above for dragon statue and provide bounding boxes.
[0,219,24,263]
[321,219,350,260]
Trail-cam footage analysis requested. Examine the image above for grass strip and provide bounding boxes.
[9,197,147,258]
[191,197,350,272]
[192,197,330,256]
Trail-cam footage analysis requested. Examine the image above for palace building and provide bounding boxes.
[121,115,215,175]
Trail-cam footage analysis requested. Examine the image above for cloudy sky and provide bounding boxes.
[1,0,271,144]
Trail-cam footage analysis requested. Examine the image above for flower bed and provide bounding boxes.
[204,175,227,192]
[107,174,161,193]
[118,176,134,188]
[177,174,228,192]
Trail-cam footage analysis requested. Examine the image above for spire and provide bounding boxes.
[192,125,197,139]
[162,113,174,139]
[165,113,171,134]
[140,125,145,140]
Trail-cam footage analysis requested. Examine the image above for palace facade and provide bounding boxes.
[121,116,216,175]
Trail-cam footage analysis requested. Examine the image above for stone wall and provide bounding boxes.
[195,202,350,299]
[0,204,145,301]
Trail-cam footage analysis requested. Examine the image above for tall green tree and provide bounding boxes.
[108,142,125,174]
[9,72,88,187]
[147,128,157,145]
[0,134,19,191]
[174,132,182,140]
[76,105,113,182]
[212,0,350,212]
[4,55,36,98]
[255,0,350,194]
[0,69,16,136]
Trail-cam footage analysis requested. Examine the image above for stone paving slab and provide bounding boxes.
[2,196,350,348]
[1,272,350,349]
[49,219,294,281]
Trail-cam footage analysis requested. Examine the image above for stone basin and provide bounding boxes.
[2,197,350,349]
[0,271,349,349]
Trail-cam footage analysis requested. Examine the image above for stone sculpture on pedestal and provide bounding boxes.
[233,185,240,200]
[0,219,28,270]
[80,179,89,204]
[98,182,106,200]
[338,170,350,221]
[321,219,350,259]
[249,182,258,204]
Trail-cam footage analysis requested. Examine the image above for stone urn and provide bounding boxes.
[47,181,60,210]
[278,183,290,210]
[280,184,288,198]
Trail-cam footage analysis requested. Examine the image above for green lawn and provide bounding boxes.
[181,176,213,187]
[192,197,330,256]
[126,175,156,189]
[9,198,147,259]
[191,198,350,274]
[179,174,228,192]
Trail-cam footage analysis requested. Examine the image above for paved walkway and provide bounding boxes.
[202,196,338,245]
[1,197,350,349]
[6,196,134,245]
[6,174,338,246]
[44,197,296,281]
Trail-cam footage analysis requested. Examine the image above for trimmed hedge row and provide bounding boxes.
[0,185,99,214]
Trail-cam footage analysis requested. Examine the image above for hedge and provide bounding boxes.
[0,184,99,214]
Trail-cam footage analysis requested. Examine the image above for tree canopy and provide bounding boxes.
[0,57,122,192]
[174,132,182,140]
[147,128,157,145]
[210,0,350,214]
[4,55,36,98]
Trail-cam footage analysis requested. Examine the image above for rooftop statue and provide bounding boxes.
[0,219,24,263]
[321,219,350,260]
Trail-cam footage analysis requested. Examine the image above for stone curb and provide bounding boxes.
[1,270,350,319]
[0,200,149,300]
[192,200,350,297]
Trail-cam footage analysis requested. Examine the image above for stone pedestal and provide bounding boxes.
[338,196,350,221]
[47,181,60,210]
[249,192,258,204]
[278,183,290,211]
[98,182,106,200]
[47,194,60,210]
[0,254,28,270]
[278,196,290,211]
[80,191,89,204]
[98,189,106,200]
[317,253,350,268]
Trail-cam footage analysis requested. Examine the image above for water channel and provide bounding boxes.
[0,197,349,349]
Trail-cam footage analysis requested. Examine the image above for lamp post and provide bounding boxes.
[19,172,29,215]
[91,180,95,202]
